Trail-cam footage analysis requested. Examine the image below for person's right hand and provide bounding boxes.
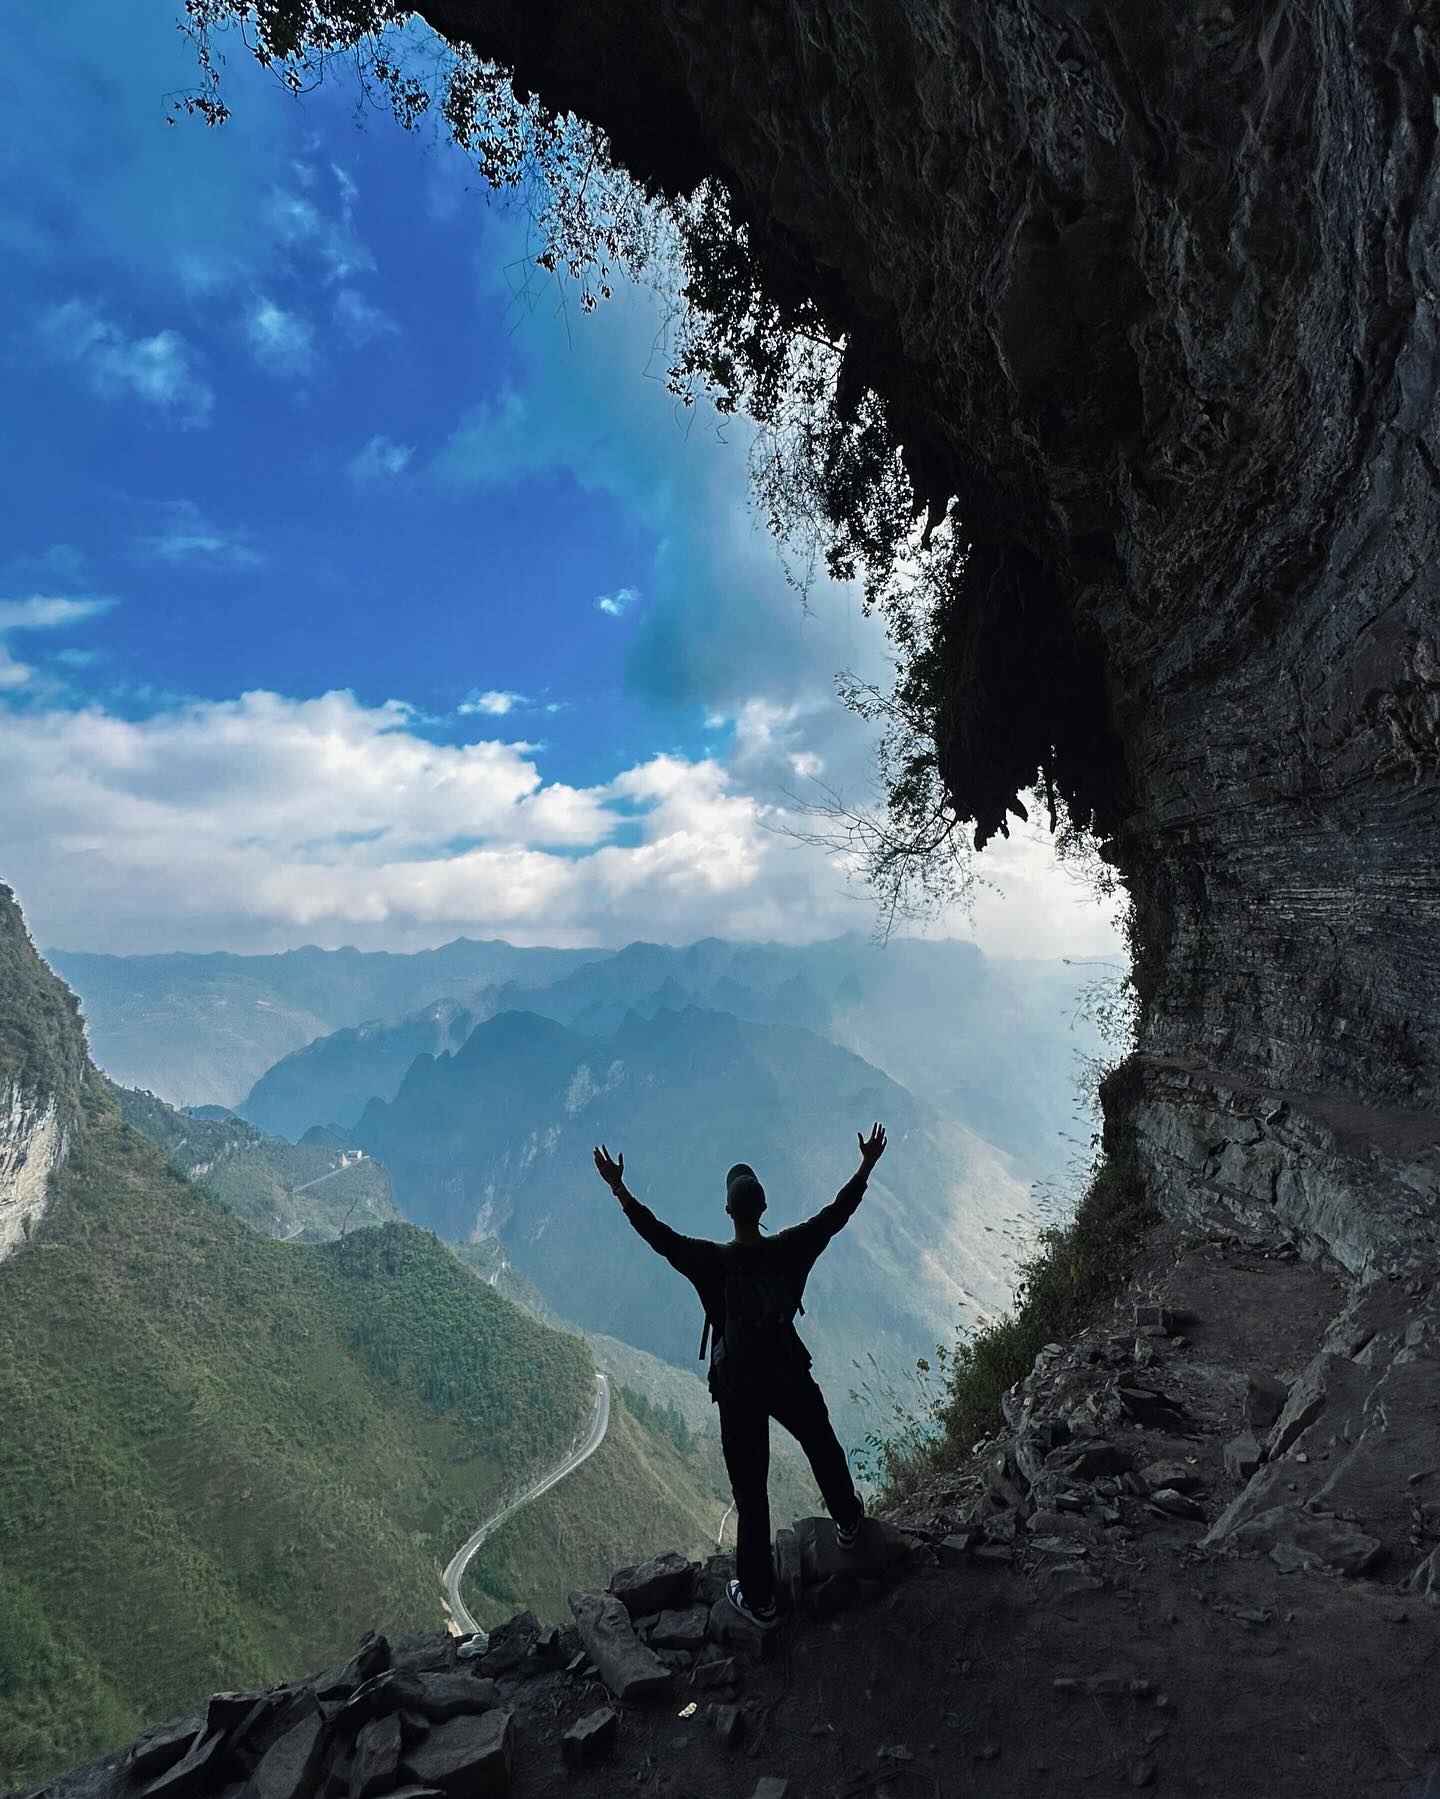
[593,1144,626,1194]
[858,1121,887,1168]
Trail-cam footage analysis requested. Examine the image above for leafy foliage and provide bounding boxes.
[0,886,86,1099]
[620,1383,694,1456]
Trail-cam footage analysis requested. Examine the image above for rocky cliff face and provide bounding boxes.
[0,886,86,1260]
[0,1081,73,1260]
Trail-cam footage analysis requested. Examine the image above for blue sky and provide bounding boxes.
[0,1,1122,961]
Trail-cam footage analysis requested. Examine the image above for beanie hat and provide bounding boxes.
[725,1162,767,1217]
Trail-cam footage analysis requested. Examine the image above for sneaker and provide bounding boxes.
[725,1577,779,1630]
[835,1508,865,1551]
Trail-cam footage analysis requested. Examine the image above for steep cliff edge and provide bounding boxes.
[0,886,86,1259]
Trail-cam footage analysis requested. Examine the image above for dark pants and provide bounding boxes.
[717,1370,861,1608]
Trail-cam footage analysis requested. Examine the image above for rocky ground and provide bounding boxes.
[25,1216,1440,1799]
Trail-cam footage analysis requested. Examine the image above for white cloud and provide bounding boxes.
[40,300,213,425]
[347,435,414,483]
[245,298,316,377]
[334,288,399,346]
[0,597,112,634]
[459,689,526,717]
[266,175,371,284]
[0,685,1125,960]
[0,595,113,695]
[595,586,640,617]
[131,501,261,571]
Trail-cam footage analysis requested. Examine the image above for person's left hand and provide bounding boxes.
[593,1144,626,1194]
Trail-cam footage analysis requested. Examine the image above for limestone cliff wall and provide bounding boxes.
[412,0,1439,1280]
[0,884,88,1259]
[0,1081,72,1261]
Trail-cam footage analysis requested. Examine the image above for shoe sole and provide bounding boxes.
[725,1581,778,1630]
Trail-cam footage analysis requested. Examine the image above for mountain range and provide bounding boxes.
[45,940,599,1109]
[352,1002,1035,1437]
[51,933,1102,1184]
[48,926,1100,1444]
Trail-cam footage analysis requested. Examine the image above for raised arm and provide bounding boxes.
[791,1122,888,1256]
[592,1144,710,1281]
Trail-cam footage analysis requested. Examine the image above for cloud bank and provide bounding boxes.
[0,682,1124,960]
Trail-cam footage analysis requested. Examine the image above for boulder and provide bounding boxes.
[1147,1488,1206,1521]
[608,1551,695,1617]
[141,1730,227,1799]
[1049,1440,1132,1480]
[938,1533,974,1568]
[207,1692,271,1738]
[696,1553,736,1608]
[1225,1507,1385,1576]
[569,1592,674,1699]
[317,1636,389,1703]
[1245,1371,1290,1432]
[751,1780,789,1799]
[1117,1386,1190,1431]
[1223,1433,1263,1483]
[332,1671,425,1731]
[1137,1461,1201,1494]
[399,1711,514,1796]
[795,1515,912,1584]
[560,1706,617,1769]
[348,1714,402,1799]
[981,1449,1028,1509]
[649,1605,710,1652]
[388,1636,458,1678]
[1015,1421,1071,1483]
[414,1674,501,1724]
[477,1612,539,1676]
[245,1715,329,1799]
[1265,1356,1345,1457]
[127,1718,206,1782]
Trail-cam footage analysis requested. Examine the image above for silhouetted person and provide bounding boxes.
[592,1122,887,1629]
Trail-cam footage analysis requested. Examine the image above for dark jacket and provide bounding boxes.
[619,1174,868,1388]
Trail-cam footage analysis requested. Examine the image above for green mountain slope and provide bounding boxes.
[0,1080,594,1788]
[1,886,87,1098]
[112,1083,406,1239]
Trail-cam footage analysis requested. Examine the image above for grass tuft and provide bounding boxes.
[867,1149,1154,1500]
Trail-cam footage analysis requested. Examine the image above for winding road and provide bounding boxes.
[442,1371,611,1640]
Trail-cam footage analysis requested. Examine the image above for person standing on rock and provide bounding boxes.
[592,1123,886,1629]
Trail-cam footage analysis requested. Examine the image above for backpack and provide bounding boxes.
[700,1246,805,1391]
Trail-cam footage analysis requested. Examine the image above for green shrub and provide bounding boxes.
[864,1149,1154,1500]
